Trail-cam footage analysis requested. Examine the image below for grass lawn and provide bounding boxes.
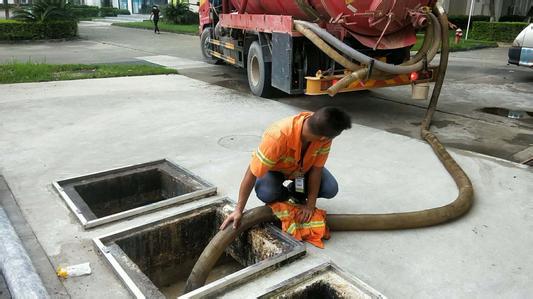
[412,32,498,52]
[0,62,178,84]
[112,21,199,35]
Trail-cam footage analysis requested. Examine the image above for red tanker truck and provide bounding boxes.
[197,0,444,98]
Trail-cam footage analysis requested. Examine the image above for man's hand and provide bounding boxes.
[220,210,243,230]
[296,205,315,223]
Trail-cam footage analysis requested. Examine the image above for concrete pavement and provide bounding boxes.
[4,22,530,163]
[0,21,202,64]
[0,74,532,298]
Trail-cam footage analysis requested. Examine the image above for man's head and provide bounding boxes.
[305,106,351,141]
[153,5,158,9]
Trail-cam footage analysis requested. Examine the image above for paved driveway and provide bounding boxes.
[1,22,532,163]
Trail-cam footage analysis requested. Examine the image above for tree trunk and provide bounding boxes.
[3,0,9,19]
[489,0,496,22]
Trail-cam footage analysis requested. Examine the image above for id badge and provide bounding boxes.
[295,176,305,193]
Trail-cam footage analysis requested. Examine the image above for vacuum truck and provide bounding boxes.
[198,0,441,98]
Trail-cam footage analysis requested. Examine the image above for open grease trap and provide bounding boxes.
[53,159,216,229]
[94,198,305,298]
[259,262,385,299]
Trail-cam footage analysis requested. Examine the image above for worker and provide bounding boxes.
[150,5,160,34]
[220,107,352,230]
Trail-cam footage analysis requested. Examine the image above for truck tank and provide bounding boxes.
[229,0,433,49]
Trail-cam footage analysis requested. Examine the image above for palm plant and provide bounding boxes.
[12,0,74,22]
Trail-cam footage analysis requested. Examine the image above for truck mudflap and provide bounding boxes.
[304,67,438,96]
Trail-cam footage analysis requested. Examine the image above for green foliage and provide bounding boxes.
[117,8,130,15]
[100,0,112,7]
[112,20,198,34]
[0,61,178,84]
[498,15,527,22]
[0,4,30,8]
[99,7,118,16]
[71,5,100,18]
[471,21,529,42]
[0,19,77,40]
[447,15,490,30]
[164,3,198,24]
[12,0,75,22]
[412,32,497,52]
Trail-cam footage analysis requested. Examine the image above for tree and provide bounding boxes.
[3,0,9,19]
[12,0,74,22]
[489,0,496,22]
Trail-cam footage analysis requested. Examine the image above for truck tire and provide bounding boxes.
[247,41,275,98]
[200,28,221,64]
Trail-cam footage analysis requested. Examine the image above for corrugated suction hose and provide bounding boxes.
[184,4,473,293]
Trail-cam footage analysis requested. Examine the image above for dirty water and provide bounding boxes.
[160,256,244,298]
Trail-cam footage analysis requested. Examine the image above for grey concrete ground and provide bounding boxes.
[0,75,532,298]
[1,22,532,298]
[1,22,530,163]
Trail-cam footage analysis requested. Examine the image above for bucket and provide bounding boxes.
[411,82,429,100]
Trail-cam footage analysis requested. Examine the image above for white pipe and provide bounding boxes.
[465,0,475,40]
[0,207,50,299]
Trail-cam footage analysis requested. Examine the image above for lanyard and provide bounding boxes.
[298,142,310,174]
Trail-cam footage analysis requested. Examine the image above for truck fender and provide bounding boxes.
[245,31,272,63]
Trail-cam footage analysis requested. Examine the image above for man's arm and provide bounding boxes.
[296,166,322,222]
[220,166,257,230]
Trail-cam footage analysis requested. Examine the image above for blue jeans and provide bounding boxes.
[255,168,338,203]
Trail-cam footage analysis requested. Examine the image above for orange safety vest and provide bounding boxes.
[250,112,332,179]
[269,201,330,248]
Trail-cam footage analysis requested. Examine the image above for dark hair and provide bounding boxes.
[307,106,351,138]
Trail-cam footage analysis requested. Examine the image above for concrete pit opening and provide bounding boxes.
[94,199,305,298]
[259,263,384,299]
[54,159,216,229]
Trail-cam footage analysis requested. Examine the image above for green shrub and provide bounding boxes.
[498,15,527,22]
[0,4,31,8]
[117,8,130,15]
[448,15,490,30]
[164,3,198,25]
[12,0,75,22]
[0,19,77,40]
[71,5,100,18]
[471,21,528,42]
[100,7,118,16]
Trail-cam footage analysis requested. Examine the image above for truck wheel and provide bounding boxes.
[247,41,275,98]
[200,28,221,64]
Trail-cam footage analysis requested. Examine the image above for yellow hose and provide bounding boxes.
[184,4,473,293]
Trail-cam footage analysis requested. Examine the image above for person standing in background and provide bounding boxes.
[150,5,160,34]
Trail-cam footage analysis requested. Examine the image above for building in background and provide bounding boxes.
[441,0,533,21]
[3,0,193,14]
[5,0,529,19]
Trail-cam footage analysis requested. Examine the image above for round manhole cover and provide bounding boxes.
[218,135,261,152]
